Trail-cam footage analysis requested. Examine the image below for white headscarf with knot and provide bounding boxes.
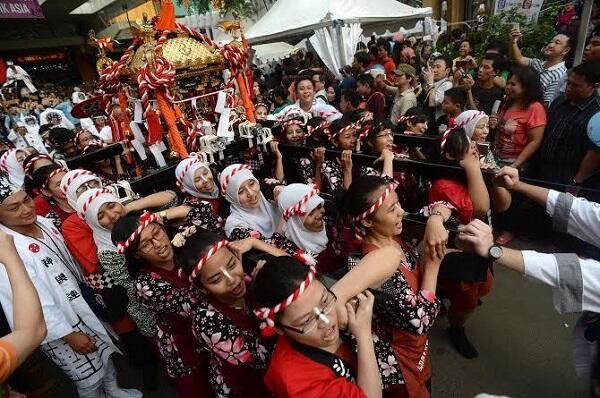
[60,169,103,209]
[0,149,26,187]
[278,183,328,255]
[76,188,119,253]
[175,157,219,199]
[456,110,489,140]
[220,164,279,238]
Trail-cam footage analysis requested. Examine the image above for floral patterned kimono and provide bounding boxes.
[182,196,225,234]
[320,159,344,194]
[192,292,273,398]
[361,239,441,398]
[134,267,211,397]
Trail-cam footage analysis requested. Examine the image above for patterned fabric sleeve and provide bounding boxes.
[375,269,441,335]
[270,233,300,256]
[341,332,404,388]
[135,272,196,318]
[320,159,344,193]
[228,227,266,242]
[185,201,223,233]
[358,166,395,185]
[100,251,156,336]
[297,157,316,185]
[374,244,440,335]
[192,302,271,369]
[359,165,380,177]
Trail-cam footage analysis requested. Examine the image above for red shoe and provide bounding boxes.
[496,231,515,245]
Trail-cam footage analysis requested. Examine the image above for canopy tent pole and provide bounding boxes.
[573,0,593,66]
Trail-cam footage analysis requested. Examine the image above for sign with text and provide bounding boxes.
[0,0,44,19]
[494,0,544,22]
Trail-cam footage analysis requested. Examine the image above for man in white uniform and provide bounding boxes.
[3,61,37,97]
[8,121,47,154]
[0,176,141,398]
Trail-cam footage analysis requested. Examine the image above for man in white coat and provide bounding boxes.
[8,121,47,154]
[0,176,141,398]
[3,61,37,98]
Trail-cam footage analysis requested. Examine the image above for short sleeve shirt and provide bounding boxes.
[496,102,547,162]
[527,58,567,105]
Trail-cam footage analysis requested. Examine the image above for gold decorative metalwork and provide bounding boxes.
[126,13,225,81]
[162,36,223,69]
[96,57,114,74]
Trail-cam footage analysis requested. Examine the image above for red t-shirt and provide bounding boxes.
[496,102,546,161]
[429,178,473,224]
[62,213,98,274]
[264,336,366,398]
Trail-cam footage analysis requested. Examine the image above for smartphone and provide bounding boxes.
[491,100,502,116]
[455,60,469,69]
[477,142,490,157]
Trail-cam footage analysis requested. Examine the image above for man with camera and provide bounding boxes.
[462,53,506,116]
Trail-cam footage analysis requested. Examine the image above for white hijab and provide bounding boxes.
[220,164,279,238]
[76,188,119,253]
[175,157,219,199]
[60,169,103,209]
[456,110,488,140]
[0,149,26,187]
[279,183,328,255]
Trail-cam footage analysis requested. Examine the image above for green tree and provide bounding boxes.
[438,5,563,60]
[176,0,256,18]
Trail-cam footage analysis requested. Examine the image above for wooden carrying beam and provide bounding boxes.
[393,133,440,150]
[66,143,125,169]
[130,164,178,196]
[277,142,474,181]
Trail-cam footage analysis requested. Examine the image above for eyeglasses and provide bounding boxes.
[137,227,167,254]
[76,180,100,195]
[278,286,337,334]
[376,131,393,139]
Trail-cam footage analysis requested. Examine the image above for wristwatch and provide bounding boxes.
[488,244,503,260]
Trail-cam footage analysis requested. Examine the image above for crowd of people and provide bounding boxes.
[1,16,600,398]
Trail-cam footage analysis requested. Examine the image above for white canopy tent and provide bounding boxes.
[253,39,308,63]
[245,0,432,79]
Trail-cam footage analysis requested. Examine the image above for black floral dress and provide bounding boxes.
[192,297,273,397]
[282,156,316,185]
[320,159,344,194]
[183,197,225,233]
[134,269,205,379]
[360,241,441,335]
